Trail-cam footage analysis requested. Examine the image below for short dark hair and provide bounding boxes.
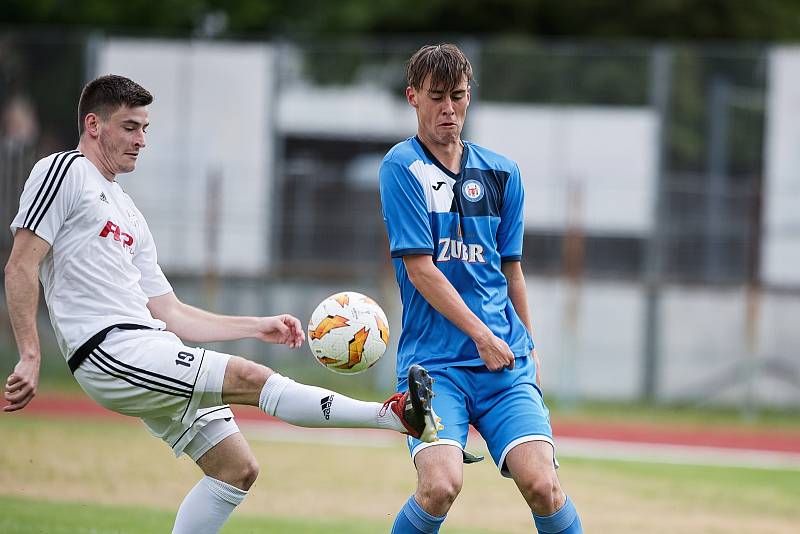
[77,75,153,135]
[406,44,473,92]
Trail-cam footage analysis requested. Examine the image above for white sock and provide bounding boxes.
[172,476,248,534]
[258,373,404,431]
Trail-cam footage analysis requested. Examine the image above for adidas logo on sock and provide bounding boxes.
[320,395,334,420]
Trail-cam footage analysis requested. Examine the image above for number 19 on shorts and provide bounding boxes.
[175,351,195,367]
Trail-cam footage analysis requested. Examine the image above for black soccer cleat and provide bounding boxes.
[462,449,485,464]
[385,364,442,443]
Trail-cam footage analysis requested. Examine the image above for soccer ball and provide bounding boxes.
[307,291,390,374]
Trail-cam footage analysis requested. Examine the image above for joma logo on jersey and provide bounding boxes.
[99,220,134,253]
[437,238,486,263]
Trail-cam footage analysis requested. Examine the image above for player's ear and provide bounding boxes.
[406,86,418,108]
[84,113,101,138]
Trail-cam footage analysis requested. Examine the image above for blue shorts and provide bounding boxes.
[400,355,555,478]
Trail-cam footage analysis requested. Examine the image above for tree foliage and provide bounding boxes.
[2,0,800,41]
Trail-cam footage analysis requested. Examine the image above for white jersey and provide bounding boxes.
[11,150,172,362]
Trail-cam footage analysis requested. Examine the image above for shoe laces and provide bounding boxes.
[379,392,404,417]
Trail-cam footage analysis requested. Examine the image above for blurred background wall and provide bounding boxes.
[1,1,799,410]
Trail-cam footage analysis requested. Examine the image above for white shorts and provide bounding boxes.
[73,328,239,460]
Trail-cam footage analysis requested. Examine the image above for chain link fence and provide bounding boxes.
[1,31,797,406]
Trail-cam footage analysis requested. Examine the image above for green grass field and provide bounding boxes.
[1,414,799,533]
[0,494,404,534]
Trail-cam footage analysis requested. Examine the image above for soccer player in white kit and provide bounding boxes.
[3,75,440,534]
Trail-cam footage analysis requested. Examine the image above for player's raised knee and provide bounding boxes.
[223,356,273,403]
[241,359,272,387]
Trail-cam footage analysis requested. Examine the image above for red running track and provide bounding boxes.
[6,393,800,454]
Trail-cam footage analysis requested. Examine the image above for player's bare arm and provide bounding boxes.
[503,260,541,386]
[403,254,515,371]
[146,292,305,348]
[3,229,51,412]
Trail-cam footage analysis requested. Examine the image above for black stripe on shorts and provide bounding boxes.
[95,346,194,390]
[179,348,206,424]
[88,351,192,399]
[172,404,233,448]
[89,347,192,397]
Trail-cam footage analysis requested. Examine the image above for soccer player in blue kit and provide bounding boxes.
[379,44,583,533]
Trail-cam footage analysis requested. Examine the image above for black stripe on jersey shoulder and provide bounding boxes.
[172,404,233,448]
[30,152,85,231]
[23,150,78,228]
[87,352,192,399]
[95,345,194,390]
[391,248,434,258]
[24,151,85,232]
[501,255,522,263]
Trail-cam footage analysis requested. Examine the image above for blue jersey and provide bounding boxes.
[379,136,534,381]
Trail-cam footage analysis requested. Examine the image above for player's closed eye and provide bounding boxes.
[430,92,464,101]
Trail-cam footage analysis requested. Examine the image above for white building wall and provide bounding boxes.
[526,278,645,400]
[96,38,275,275]
[763,47,800,286]
[278,89,659,237]
[470,105,658,235]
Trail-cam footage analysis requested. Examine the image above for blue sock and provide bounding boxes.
[533,495,582,533]
[391,495,446,533]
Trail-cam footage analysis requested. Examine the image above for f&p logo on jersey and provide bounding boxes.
[99,220,135,254]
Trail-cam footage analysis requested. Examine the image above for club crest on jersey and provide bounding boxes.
[462,180,484,202]
[99,220,135,254]
[437,237,486,264]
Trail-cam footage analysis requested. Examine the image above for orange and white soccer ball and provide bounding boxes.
[307,291,390,374]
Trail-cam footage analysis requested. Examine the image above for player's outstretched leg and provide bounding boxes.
[241,357,441,442]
